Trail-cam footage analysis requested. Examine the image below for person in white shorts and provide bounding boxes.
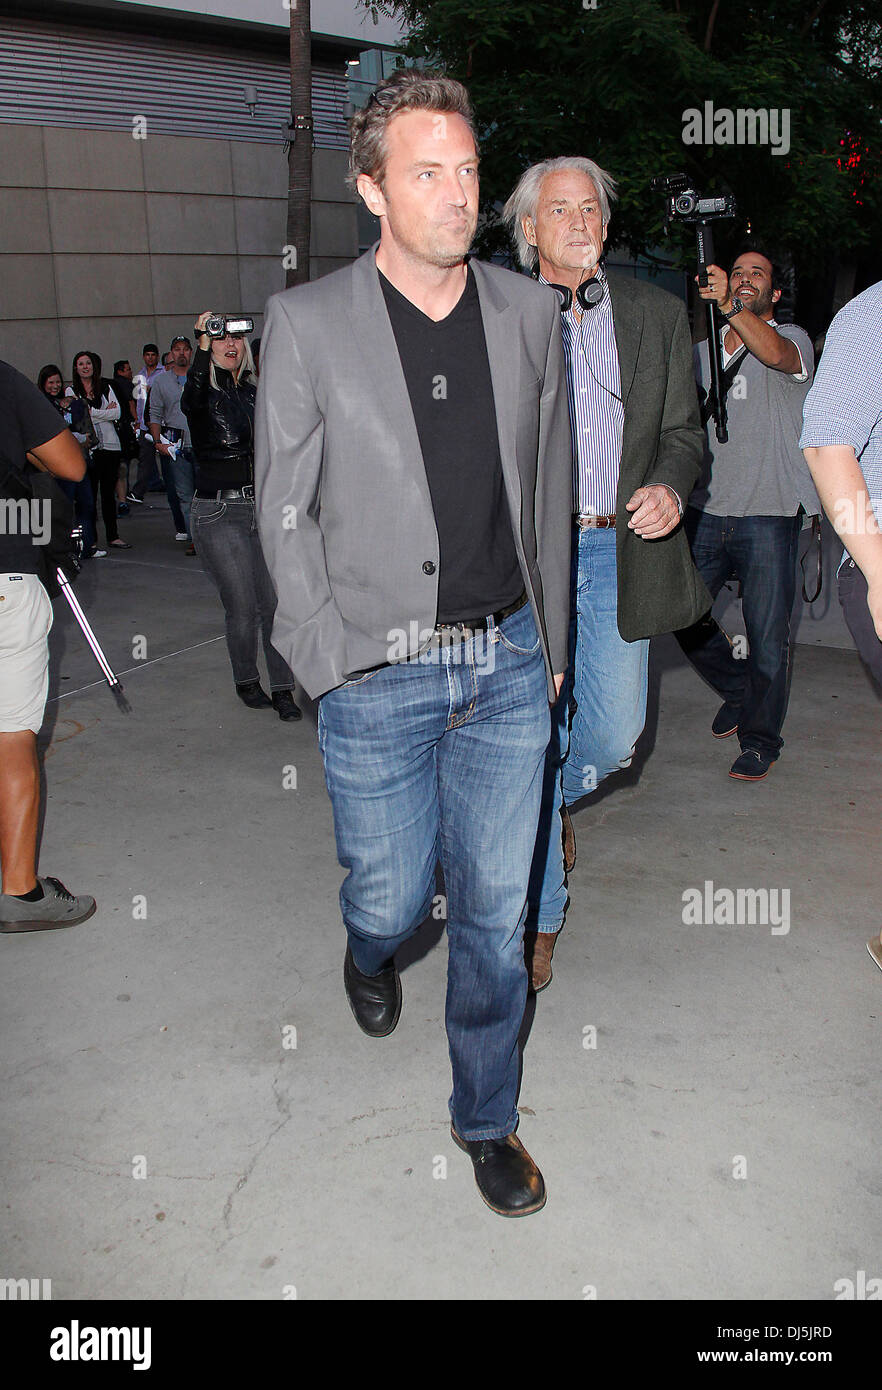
[0,359,97,933]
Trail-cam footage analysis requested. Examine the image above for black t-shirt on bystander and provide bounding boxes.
[112,375,135,410]
[379,265,523,624]
[0,360,69,576]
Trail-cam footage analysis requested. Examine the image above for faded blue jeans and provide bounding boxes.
[529,525,649,932]
[317,599,550,1141]
[168,446,196,539]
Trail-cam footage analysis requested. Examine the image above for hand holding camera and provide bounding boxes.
[194,310,254,347]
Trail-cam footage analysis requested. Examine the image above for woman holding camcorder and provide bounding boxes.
[182,310,301,720]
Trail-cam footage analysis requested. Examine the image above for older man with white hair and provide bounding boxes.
[504,157,709,990]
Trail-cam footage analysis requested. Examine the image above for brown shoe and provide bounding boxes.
[868,933,882,973]
[525,928,561,993]
[561,804,576,873]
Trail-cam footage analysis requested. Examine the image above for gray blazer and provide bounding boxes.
[254,247,573,701]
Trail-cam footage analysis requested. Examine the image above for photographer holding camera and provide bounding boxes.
[675,249,821,781]
[183,311,300,720]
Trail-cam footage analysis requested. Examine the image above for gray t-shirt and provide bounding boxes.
[148,367,192,447]
[691,322,820,517]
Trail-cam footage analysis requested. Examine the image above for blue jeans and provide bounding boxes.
[190,494,295,690]
[317,600,550,1140]
[528,527,649,932]
[59,475,96,552]
[163,446,195,537]
[675,509,802,758]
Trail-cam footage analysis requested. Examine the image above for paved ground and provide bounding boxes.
[1,503,880,1301]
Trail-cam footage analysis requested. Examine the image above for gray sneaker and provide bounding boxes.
[0,877,97,933]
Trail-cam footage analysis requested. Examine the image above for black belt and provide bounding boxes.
[433,590,528,639]
[195,485,254,500]
[343,590,531,680]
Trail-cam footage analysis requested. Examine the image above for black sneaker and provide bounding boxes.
[271,690,302,721]
[125,493,144,505]
[236,680,272,709]
[729,748,774,781]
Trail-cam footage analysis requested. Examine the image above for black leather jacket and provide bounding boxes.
[181,347,256,489]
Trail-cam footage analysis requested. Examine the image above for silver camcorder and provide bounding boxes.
[201,314,254,338]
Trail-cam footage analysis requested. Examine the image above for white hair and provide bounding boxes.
[502,156,618,272]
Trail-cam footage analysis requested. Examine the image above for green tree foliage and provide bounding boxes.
[364,0,880,277]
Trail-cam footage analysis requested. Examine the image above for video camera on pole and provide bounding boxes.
[651,174,737,444]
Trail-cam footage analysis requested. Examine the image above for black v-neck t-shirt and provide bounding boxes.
[379,265,522,623]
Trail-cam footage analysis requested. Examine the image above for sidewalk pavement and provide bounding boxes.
[1,504,879,1300]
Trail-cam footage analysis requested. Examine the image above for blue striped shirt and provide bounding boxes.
[542,270,623,515]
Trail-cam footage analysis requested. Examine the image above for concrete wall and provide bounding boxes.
[0,123,358,382]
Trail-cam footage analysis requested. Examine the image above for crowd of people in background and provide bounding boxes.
[35,340,197,557]
[33,325,295,722]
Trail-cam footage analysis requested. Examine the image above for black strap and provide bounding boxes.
[800,515,823,603]
[699,345,748,425]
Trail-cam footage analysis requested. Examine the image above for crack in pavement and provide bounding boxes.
[217,1061,294,1241]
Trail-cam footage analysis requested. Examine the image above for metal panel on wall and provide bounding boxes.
[0,14,349,147]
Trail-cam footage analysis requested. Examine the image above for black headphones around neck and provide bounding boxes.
[533,265,605,313]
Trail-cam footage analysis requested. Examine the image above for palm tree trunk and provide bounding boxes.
[286,0,312,288]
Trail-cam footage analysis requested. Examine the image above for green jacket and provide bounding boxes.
[606,273,711,639]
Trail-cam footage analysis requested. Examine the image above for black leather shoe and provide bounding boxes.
[236,680,272,709]
[272,689,302,721]
[451,1126,546,1216]
[343,946,401,1037]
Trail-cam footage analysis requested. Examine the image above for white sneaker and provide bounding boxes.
[868,935,882,972]
[175,532,189,541]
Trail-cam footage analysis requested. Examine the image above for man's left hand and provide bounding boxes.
[695,264,733,314]
[625,485,680,539]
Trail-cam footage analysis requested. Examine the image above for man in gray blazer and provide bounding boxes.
[255,71,572,1218]
[504,157,710,991]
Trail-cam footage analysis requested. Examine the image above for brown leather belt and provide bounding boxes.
[433,589,528,639]
[576,513,616,529]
